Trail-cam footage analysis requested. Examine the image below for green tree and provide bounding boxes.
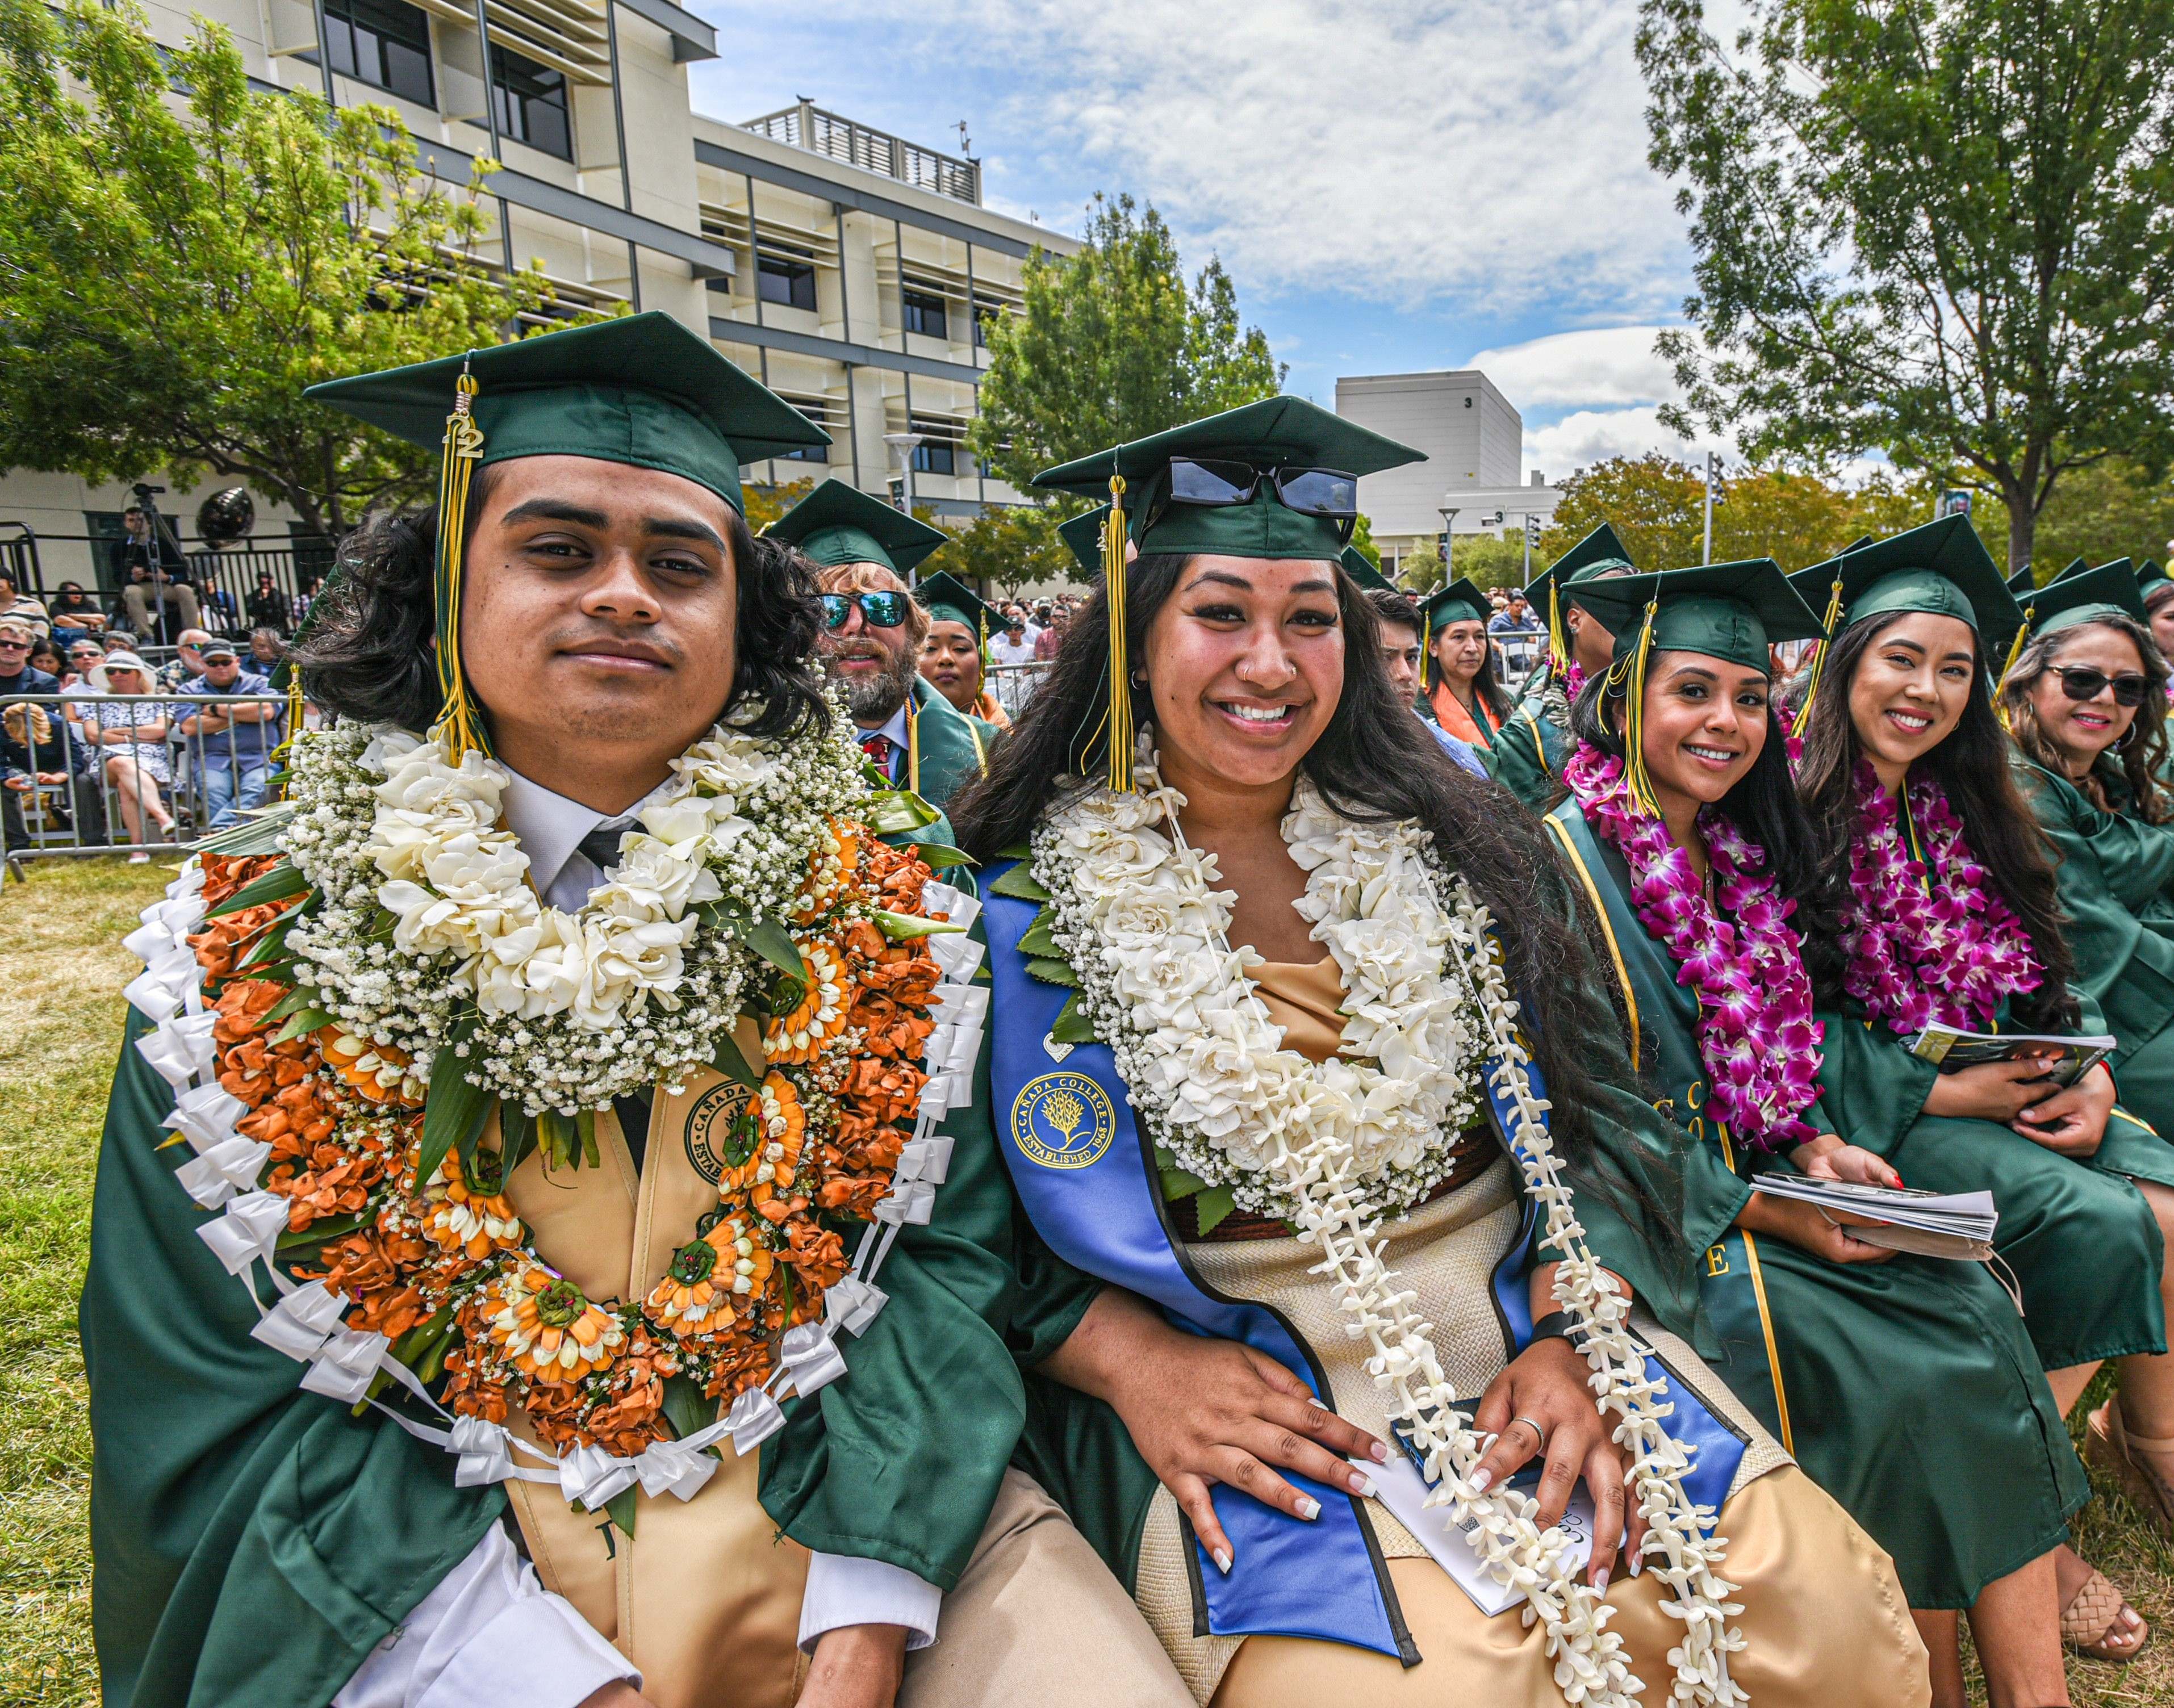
[1348,513,1382,569]
[1398,542,1445,595]
[1452,532,1542,591]
[919,503,1073,592]
[967,193,1284,499]
[742,478,818,534]
[1638,0,2174,571]
[0,0,571,534]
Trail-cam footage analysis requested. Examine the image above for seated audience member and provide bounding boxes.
[160,630,214,692]
[115,506,200,643]
[80,649,176,857]
[27,637,69,680]
[174,639,283,829]
[247,626,285,672]
[0,618,53,697]
[244,569,293,635]
[2,698,105,849]
[0,573,51,637]
[47,581,105,642]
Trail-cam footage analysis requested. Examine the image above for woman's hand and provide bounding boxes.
[1470,1338,1642,1590]
[1922,1057,2060,1121]
[1038,1286,1386,1573]
[1790,1137,1903,1188]
[1736,1188,1895,1264]
[2010,1061,2116,1158]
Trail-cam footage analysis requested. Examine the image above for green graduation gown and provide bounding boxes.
[1484,672,1571,811]
[2013,755,2174,1131]
[907,676,996,810]
[81,914,1025,1707]
[1545,798,2087,1608]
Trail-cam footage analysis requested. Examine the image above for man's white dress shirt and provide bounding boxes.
[335,766,941,1708]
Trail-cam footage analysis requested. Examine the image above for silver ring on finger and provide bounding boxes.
[1511,1413,1550,1452]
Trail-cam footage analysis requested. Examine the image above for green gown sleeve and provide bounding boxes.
[1812,1008,1939,1158]
[1483,708,1562,811]
[81,1012,503,1708]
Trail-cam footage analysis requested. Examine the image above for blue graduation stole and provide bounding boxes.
[986,864,1747,1659]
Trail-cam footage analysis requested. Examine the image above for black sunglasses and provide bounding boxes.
[2058,666,2150,707]
[1165,459,1360,529]
[819,591,909,631]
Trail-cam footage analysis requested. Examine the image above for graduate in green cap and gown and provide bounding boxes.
[912,570,1011,734]
[1545,558,2084,1706]
[1335,546,1490,779]
[1997,560,2174,1546]
[768,478,992,809]
[1485,525,1638,809]
[2135,559,2174,697]
[954,400,1925,1706]
[1788,517,2171,1659]
[1416,578,1511,747]
[80,313,1189,1708]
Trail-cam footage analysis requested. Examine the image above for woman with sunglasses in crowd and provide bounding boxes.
[2000,561,2174,1548]
[1790,522,2172,1665]
[1545,559,2085,1708]
[1416,577,1512,748]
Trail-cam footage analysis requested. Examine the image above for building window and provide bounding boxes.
[972,296,1002,347]
[901,286,948,340]
[780,439,829,463]
[758,245,819,311]
[489,44,570,161]
[312,0,435,106]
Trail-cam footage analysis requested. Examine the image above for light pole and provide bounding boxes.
[1436,503,1461,588]
[1702,451,1721,564]
[883,431,925,580]
[1521,511,1540,581]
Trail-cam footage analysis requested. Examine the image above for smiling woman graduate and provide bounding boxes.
[1545,558,2087,1708]
[948,400,1925,1707]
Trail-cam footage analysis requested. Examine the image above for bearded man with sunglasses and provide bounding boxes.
[770,480,995,809]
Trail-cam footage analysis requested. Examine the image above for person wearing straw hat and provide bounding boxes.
[912,570,1010,735]
[82,313,1182,1708]
[769,478,993,810]
[1789,518,2170,1663]
[81,646,177,856]
[1486,525,1638,809]
[952,401,1922,1706]
[1546,557,2081,1707]
[1416,578,1511,747]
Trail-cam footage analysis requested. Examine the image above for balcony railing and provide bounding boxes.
[740,102,981,206]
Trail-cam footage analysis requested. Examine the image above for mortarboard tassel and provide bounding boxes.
[434,365,491,762]
[1547,580,1568,676]
[1794,573,1847,724]
[1104,475,1132,792]
[1996,608,2033,730]
[1617,598,1662,817]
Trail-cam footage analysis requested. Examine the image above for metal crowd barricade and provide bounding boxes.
[1,690,290,877]
[1493,631,1545,698]
[985,659,1055,721]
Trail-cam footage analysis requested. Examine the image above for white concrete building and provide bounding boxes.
[0,0,1073,595]
[1335,370,1562,574]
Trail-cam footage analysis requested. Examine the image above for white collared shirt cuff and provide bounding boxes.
[335,1523,638,1708]
[796,1551,942,1653]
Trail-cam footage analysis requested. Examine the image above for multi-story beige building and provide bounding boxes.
[0,0,1073,591]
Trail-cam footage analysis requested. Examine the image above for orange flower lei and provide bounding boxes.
[185,824,945,1455]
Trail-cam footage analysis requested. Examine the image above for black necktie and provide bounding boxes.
[575,820,628,876]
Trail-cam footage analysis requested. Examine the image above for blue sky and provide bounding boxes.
[685,0,1738,481]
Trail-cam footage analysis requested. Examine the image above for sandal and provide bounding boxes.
[2061,1563,2150,1661]
[2087,1399,2174,1535]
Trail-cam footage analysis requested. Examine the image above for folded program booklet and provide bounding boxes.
[1908,1023,2117,1087]
[1747,1174,1998,1261]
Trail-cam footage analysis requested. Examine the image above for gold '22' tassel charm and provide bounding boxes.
[434,365,491,761]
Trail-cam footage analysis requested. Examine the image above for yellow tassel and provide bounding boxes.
[1620,599,1661,816]
[1995,611,2032,730]
[1795,574,1847,723]
[1547,580,1568,674]
[1104,475,1132,791]
[435,365,490,761]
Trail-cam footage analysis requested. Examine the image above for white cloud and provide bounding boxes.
[1524,406,1716,478]
[810,0,1687,315]
[1465,326,1680,409]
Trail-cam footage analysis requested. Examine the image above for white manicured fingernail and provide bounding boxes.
[1213,1548,1232,1575]
[1628,1551,1641,1578]
[1369,1441,1389,1462]
[1297,1496,1321,1521]
[1348,1471,1375,1497]
[1592,1567,1611,1593]
[1469,1468,1492,1493]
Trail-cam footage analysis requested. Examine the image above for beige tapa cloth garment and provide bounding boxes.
[1129,958,1929,1706]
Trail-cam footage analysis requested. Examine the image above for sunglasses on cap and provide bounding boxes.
[1164,459,1360,532]
[819,591,909,631]
[2057,665,2151,707]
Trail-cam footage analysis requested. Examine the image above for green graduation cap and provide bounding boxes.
[2138,559,2170,593]
[767,476,950,576]
[1573,558,1824,813]
[914,571,1001,650]
[2003,558,2148,677]
[2006,563,2038,595]
[1421,578,1493,634]
[306,311,830,758]
[1340,546,1397,596]
[1524,522,1638,671]
[1058,506,1111,578]
[1032,397,1424,789]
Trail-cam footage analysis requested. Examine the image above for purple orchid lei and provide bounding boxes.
[1565,742,1824,1153]
[1843,762,2042,1035]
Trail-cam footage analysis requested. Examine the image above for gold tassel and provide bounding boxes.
[1104,475,1132,791]
[1619,598,1661,816]
[435,365,490,761]
[1547,579,1568,674]
[1995,611,2032,729]
[1795,574,1847,723]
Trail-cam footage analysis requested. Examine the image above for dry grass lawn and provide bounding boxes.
[7,856,2174,1705]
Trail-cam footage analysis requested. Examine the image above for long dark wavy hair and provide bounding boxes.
[293,466,829,739]
[1999,615,2173,824]
[1569,656,1848,1005]
[1796,612,2079,1030]
[950,552,1612,1153]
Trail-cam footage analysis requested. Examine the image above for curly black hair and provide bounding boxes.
[292,467,829,740]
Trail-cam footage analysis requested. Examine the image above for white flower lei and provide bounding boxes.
[1034,753,1746,1707]
[283,710,864,1113]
